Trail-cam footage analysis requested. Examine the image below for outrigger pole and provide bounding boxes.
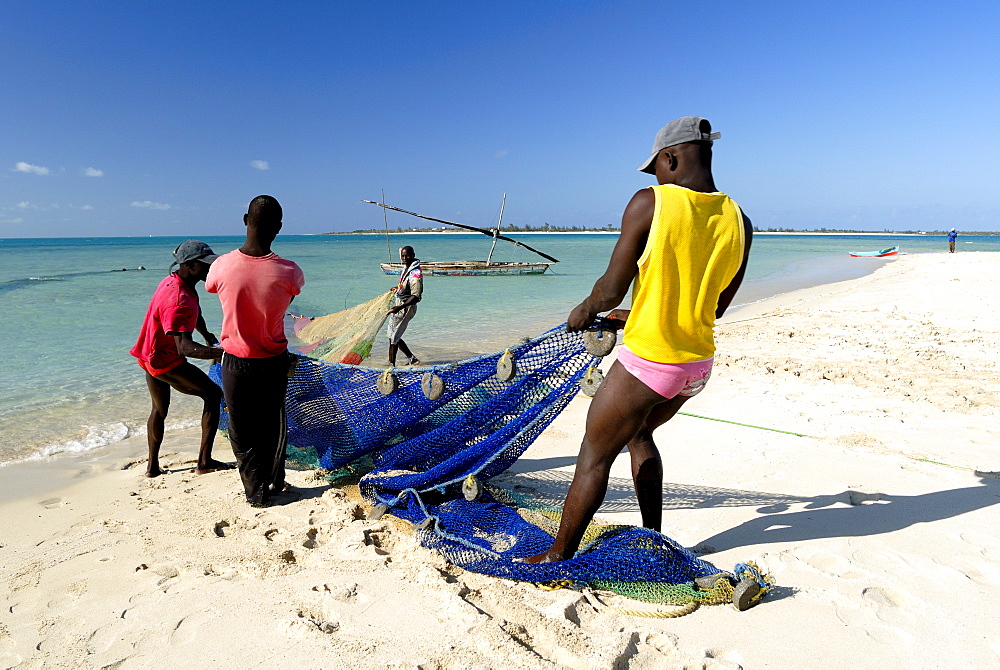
[361,199,560,264]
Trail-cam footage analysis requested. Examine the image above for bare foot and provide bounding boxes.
[522,549,564,563]
[145,467,163,478]
[195,459,233,474]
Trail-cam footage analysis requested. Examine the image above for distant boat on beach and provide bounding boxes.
[849,246,899,257]
[364,194,558,276]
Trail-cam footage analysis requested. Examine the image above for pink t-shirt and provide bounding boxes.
[130,273,200,373]
[205,250,305,358]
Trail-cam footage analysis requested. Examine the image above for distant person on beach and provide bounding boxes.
[526,117,753,563]
[206,195,305,508]
[949,228,958,253]
[130,240,228,478]
[387,245,423,366]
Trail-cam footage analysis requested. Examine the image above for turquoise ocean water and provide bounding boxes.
[2,232,996,466]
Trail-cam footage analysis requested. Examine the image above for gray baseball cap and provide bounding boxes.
[171,239,218,269]
[638,116,720,174]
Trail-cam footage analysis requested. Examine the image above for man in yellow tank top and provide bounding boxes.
[527,117,753,563]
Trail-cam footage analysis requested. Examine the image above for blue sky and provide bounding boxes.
[3,1,998,237]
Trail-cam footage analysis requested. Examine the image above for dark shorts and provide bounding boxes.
[221,352,291,505]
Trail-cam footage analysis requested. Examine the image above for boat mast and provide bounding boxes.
[381,189,392,263]
[486,193,506,265]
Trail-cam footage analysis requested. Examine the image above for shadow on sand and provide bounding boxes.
[497,461,1000,554]
[697,472,1000,552]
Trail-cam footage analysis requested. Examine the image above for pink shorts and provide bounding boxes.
[617,345,713,399]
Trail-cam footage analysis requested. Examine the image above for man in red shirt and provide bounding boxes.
[131,240,228,478]
[206,196,305,507]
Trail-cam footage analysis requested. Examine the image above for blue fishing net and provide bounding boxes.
[212,325,764,606]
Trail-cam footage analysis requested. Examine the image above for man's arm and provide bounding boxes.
[172,332,224,360]
[566,189,654,332]
[715,212,754,319]
[387,277,422,314]
[388,295,419,314]
[194,313,218,346]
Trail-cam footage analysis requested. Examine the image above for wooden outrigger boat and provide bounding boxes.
[379,260,552,276]
[364,194,558,276]
[849,246,899,257]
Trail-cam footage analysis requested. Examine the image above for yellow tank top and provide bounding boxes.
[622,184,745,363]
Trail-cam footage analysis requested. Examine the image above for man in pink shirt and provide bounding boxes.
[206,195,305,507]
[131,240,228,478]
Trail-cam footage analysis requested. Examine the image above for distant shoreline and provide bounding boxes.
[322,230,976,237]
[325,230,621,236]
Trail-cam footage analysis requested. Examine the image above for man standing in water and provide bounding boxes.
[527,117,753,563]
[131,240,228,478]
[206,196,305,508]
[387,245,423,366]
[948,228,958,253]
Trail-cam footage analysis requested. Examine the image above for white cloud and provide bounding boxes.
[250,160,269,171]
[83,167,104,177]
[14,162,50,176]
[131,200,171,210]
[16,201,30,209]
[494,149,509,159]
[1,217,24,224]
[81,204,94,210]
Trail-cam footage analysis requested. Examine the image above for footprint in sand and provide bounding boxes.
[833,597,916,646]
[38,497,65,509]
[302,528,322,549]
[214,520,230,537]
[700,648,744,669]
[293,607,339,634]
[864,624,916,646]
[45,596,72,610]
[306,510,337,527]
[149,564,180,586]
[861,585,919,630]
[321,488,347,506]
[86,622,124,656]
[795,548,869,579]
[236,517,260,531]
[348,504,366,521]
[861,586,911,609]
[169,608,221,644]
[312,583,357,602]
[933,553,1000,587]
[959,531,1000,564]
[850,548,914,574]
[46,581,86,611]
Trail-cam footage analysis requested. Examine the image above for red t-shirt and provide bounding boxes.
[205,250,304,358]
[130,273,200,374]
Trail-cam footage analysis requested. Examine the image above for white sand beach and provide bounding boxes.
[2,251,999,669]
